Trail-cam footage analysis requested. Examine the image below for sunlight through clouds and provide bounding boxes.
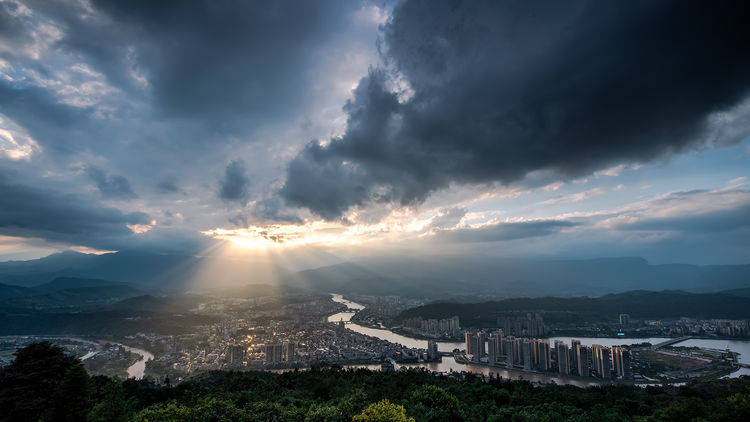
[0,114,41,160]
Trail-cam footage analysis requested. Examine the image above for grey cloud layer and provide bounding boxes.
[433,220,579,243]
[219,160,250,204]
[86,166,137,199]
[281,0,750,219]
[425,188,750,264]
[1,0,748,264]
[0,173,148,248]
[0,0,368,251]
[32,0,359,126]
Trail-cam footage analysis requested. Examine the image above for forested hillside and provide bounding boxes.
[397,290,750,327]
[1,342,749,421]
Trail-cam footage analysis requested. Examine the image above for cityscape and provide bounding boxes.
[462,331,632,380]
[2,291,746,387]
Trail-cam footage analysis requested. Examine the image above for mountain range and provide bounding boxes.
[1,251,749,299]
[0,276,143,308]
[396,289,750,326]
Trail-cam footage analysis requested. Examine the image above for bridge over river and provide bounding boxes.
[652,336,693,349]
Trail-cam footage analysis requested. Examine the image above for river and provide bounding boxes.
[118,343,154,379]
[4,336,154,380]
[328,294,750,382]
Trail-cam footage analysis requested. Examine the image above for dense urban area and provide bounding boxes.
[2,290,748,386]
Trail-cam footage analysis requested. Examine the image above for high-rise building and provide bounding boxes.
[601,347,612,379]
[465,332,486,361]
[265,343,283,363]
[283,341,295,362]
[535,339,551,371]
[497,314,549,337]
[427,340,439,360]
[450,316,461,331]
[570,340,581,375]
[510,337,522,367]
[477,332,487,358]
[228,344,245,366]
[488,335,501,364]
[612,346,631,379]
[619,314,630,326]
[577,345,591,377]
[592,345,613,379]
[465,331,475,356]
[555,341,570,375]
[592,344,604,377]
[522,339,533,370]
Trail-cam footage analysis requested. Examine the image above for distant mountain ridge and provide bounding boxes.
[282,256,750,298]
[34,277,127,292]
[0,276,143,309]
[396,290,750,326]
[0,284,143,309]
[0,251,749,298]
[722,287,750,298]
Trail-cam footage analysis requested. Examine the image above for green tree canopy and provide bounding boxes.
[353,399,415,422]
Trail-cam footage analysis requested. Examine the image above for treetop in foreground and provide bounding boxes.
[1,342,750,421]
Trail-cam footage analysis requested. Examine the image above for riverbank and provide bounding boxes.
[329,294,750,383]
[0,335,153,380]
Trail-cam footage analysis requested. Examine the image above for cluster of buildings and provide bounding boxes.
[496,313,550,338]
[350,295,423,318]
[228,341,297,366]
[642,318,750,338]
[116,295,445,379]
[465,331,632,379]
[714,320,750,337]
[401,316,461,337]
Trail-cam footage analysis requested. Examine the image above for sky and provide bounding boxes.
[0,0,749,265]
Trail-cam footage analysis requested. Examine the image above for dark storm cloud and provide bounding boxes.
[0,173,149,248]
[86,166,137,199]
[29,0,359,127]
[0,82,90,154]
[156,180,179,194]
[219,160,250,204]
[433,220,579,243]
[281,0,750,219]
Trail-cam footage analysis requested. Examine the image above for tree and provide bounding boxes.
[408,384,463,421]
[49,364,91,421]
[305,403,343,422]
[0,341,87,421]
[353,399,415,422]
[338,388,369,420]
[88,381,134,422]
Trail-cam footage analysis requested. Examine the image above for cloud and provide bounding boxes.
[281,0,750,219]
[540,188,605,205]
[0,172,148,248]
[156,179,179,193]
[219,160,250,204]
[27,0,360,128]
[426,206,468,230]
[610,188,750,234]
[432,220,580,243]
[86,165,137,199]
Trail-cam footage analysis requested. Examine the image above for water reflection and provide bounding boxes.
[330,293,750,381]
